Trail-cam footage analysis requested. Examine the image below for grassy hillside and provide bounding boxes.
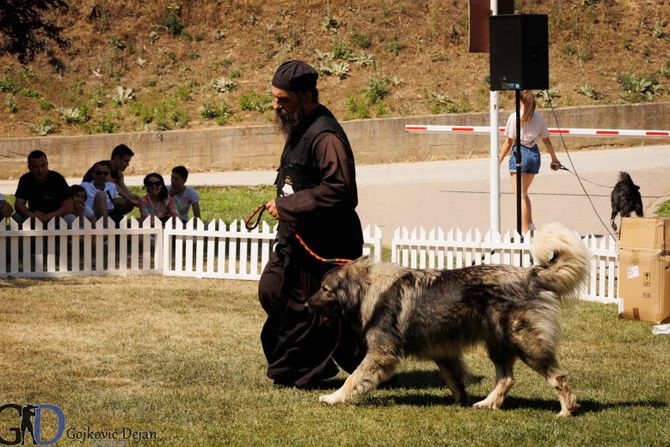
[0,0,669,138]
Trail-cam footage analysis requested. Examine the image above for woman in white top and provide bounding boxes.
[498,90,561,233]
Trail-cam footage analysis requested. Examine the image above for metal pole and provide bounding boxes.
[489,0,500,236]
[515,88,522,241]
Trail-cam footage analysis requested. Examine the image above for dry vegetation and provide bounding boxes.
[1,0,669,137]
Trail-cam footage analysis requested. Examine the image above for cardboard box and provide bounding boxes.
[618,217,670,250]
[618,217,670,324]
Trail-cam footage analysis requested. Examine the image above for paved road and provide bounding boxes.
[2,144,669,241]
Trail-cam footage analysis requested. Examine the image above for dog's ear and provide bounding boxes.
[353,255,372,265]
[350,255,373,272]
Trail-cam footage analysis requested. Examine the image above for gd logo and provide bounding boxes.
[0,404,65,446]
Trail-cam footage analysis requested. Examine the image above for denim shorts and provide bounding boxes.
[508,145,541,174]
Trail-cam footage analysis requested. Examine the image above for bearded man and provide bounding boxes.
[258,60,366,388]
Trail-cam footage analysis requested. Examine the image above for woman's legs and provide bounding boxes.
[510,173,536,233]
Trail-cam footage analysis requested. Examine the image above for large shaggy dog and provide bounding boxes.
[610,171,643,232]
[306,223,590,416]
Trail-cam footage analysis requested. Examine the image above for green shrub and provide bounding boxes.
[351,34,372,49]
[0,75,19,93]
[154,97,189,130]
[200,100,233,123]
[96,115,119,133]
[131,101,154,124]
[656,199,670,217]
[563,43,577,56]
[239,90,272,112]
[321,10,343,33]
[109,36,126,50]
[576,84,604,100]
[31,118,57,136]
[429,92,471,114]
[344,93,370,120]
[366,76,390,104]
[386,38,405,56]
[332,40,353,61]
[158,11,184,36]
[19,87,40,98]
[617,73,660,102]
[6,96,17,113]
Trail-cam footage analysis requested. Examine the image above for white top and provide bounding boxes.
[504,111,550,147]
[80,181,117,213]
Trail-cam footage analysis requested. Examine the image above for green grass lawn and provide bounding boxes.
[0,275,668,446]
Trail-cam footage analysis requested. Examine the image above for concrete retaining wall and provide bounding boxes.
[0,102,668,179]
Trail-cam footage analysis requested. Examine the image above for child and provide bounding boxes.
[64,184,95,226]
[169,166,201,222]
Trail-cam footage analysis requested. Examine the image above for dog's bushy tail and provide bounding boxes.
[531,223,591,300]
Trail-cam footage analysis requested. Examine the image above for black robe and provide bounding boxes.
[258,111,366,388]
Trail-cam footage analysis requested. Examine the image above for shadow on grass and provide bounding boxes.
[314,370,484,391]
[312,369,667,414]
[364,393,668,415]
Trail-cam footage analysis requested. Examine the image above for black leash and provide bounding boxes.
[556,164,613,189]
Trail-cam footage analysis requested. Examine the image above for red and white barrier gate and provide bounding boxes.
[405,124,670,138]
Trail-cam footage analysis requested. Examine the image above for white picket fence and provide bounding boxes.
[0,218,620,308]
[391,226,621,308]
[0,217,383,280]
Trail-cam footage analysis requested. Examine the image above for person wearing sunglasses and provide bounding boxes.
[79,161,117,224]
[138,173,178,224]
[82,144,140,221]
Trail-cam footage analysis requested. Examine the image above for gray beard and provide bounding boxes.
[275,105,305,139]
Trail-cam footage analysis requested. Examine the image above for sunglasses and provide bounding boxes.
[95,170,110,176]
[146,180,162,187]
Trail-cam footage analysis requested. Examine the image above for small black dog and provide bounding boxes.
[610,171,643,232]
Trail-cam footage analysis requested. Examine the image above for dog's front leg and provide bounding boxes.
[320,354,399,405]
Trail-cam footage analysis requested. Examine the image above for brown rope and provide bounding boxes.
[244,204,353,265]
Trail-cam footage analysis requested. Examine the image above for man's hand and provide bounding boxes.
[265,199,280,219]
[34,212,50,224]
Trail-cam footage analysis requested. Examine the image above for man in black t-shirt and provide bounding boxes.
[14,150,71,224]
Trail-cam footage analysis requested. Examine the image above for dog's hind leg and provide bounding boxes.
[520,351,579,416]
[610,209,618,232]
[319,353,399,405]
[473,356,515,410]
[435,355,469,406]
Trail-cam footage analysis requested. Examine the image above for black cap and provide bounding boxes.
[272,60,318,92]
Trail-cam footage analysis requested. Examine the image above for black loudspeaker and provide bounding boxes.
[489,14,548,91]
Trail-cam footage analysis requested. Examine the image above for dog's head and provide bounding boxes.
[306,256,372,323]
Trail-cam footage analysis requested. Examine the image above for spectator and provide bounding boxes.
[83,144,140,220]
[80,161,117,224]
[0,193,13,218]
[138,173,177,224]
[63,185,95,226]
[168,166,201,223]
[13,150,71,224]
